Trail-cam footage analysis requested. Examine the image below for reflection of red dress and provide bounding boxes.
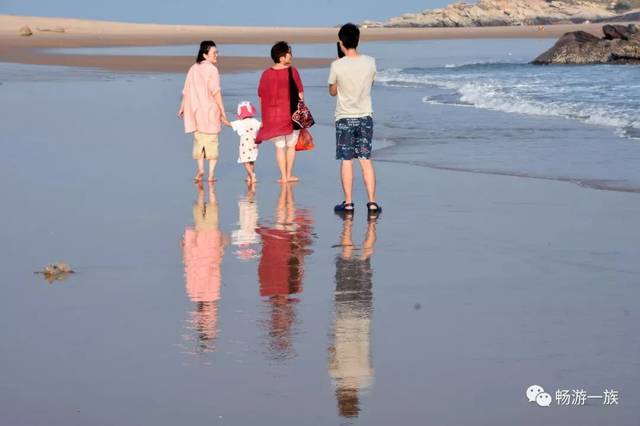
[257,213,313,297]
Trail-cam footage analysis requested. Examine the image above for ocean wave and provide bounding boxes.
[456,82,639,130]
[377,67,640,137]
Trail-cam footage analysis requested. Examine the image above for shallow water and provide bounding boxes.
[27,38,640,191]
[1,40,640,425]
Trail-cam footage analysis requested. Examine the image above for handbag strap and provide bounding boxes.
[288,67,299,114]
[288,67,301,129]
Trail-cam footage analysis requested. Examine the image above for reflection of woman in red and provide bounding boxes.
[257,184,314,360]
[181,184,227,355]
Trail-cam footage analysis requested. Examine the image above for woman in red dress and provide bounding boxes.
[256,41,304,183]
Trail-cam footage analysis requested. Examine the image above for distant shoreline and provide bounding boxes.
[0,14,635,73]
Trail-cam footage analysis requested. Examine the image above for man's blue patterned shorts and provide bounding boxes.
[335,116,373,160]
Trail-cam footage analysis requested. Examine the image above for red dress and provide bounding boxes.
[256,67,304,143]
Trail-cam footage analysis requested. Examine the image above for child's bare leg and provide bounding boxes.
[207,158,218,182]
[243,163,253,182]
[248,162,256,182]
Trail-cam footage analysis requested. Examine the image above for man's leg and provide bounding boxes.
[357,116,378,207]
[336,119,355,209]
[359,158,376,203]
[341,160,354,204]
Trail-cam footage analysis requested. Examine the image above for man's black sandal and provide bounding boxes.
[334,202,355,213]
[366,202,382,216]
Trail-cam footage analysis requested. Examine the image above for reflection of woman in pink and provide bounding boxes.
[257,184,314,360]
[181,184,227,355]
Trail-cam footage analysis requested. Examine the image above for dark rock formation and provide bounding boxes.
[603,24,636,40]
[533,24,640,64]
[594,11,640,22]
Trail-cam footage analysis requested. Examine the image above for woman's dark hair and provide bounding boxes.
[196,40,216,63]
[338,23,360,50]
[270,41,291,64]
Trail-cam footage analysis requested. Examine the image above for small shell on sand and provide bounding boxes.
[18,25,33,36]
[37,262,75,283]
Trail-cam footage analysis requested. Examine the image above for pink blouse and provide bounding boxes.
[182,62,222,134]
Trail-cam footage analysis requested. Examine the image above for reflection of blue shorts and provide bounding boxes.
[335,116,373,160]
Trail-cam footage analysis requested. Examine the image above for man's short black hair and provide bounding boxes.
[270,41,291,64]
[338,23,360,50]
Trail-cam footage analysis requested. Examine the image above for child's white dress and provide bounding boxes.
[231,196,259,260]
[231,118,261,163]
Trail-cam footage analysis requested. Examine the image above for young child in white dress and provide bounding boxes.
[230,101,261,183]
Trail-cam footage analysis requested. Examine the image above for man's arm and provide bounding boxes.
[328,62,337,96]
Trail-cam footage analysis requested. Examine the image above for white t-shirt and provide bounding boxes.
[328,55,376,121]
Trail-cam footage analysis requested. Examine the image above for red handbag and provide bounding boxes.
[295,128,314,152]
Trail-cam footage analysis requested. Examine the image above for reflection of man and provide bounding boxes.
[329,216,377,418]
[257,184,314,361]
[182,184,227,354]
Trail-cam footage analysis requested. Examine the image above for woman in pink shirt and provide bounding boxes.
[178,41,230,183]
[256,41,304,183]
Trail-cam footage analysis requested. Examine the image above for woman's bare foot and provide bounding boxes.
[207,176,216,183]
[287,176,299,182]
[277,177,287,183]
[194,172,204,183]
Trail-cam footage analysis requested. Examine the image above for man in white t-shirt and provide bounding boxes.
[329,23,381,217]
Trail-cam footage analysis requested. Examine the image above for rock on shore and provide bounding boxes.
[532,24,640,64]
[368,0,639,28]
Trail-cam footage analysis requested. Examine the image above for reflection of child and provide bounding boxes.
[231,183,260,260]
[230,101,261,183]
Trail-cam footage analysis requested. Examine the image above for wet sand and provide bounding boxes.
[0,66,639,425]
[1,14,635,73]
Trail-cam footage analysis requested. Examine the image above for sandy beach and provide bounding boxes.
[1,64,638,424]
[1,14,636,72]
[1,13,639,425]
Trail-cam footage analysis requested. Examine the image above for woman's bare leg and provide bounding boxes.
[276,147,287,183]
[286,145,298,181]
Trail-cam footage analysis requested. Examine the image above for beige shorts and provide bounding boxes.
[272,130,300,149]
[193,132,219,160]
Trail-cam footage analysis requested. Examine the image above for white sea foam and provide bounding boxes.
[377,66,640,138]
